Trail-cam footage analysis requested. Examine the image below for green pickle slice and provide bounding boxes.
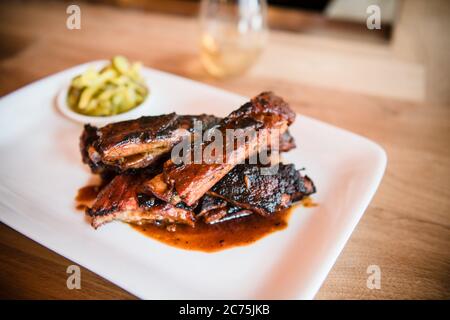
[67,56,148,116]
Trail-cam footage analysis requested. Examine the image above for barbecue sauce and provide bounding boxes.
[75,185,101,211]
[76,182,315,252]
[75,176,113,210]
[131,207,294,252]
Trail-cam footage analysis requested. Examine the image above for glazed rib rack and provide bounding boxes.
[80,92,316,229]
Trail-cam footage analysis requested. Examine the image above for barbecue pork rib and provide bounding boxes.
[80,114,296,175]
[80,113,220,173]
[143,92,296,206]
[197,194,253,224]
[208,163,315,216]
[87,162,314,228]
[87,172,196,229]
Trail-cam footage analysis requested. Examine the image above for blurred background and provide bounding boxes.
[80,0,448,104]
[0,0,448,104]
[89,0,395,40]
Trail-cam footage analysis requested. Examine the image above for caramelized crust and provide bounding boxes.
[87,173,195,229]
[80,114,220,172]
[144,92,296,206]
[80,92,316,230]
[209,163,316,216]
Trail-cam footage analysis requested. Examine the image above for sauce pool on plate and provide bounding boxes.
[131,207,294,252]
[76,184,315,252]
[75,184,102,211]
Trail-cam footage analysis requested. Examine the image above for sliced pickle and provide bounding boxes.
[67,56,149,116]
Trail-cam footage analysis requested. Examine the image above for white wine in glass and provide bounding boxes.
[199,0,267,78]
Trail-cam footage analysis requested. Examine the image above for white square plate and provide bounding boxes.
[0,61,386,299]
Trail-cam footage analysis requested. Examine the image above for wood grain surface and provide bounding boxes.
[0,0,449,299]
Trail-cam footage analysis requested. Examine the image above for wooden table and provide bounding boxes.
[0,0,449,299]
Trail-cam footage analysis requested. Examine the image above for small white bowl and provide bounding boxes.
[56,80,151,126]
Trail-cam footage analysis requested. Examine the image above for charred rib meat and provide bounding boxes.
[208,163,315,216]
[87,161,314,228]
[87,172,196,229]
[80,91,316,230]
[80,113,220,173]
[80,113,295,174]
[197,195,253,224]
[144,92,296,206]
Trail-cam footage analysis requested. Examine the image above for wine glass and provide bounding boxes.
[199,0,268,78]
